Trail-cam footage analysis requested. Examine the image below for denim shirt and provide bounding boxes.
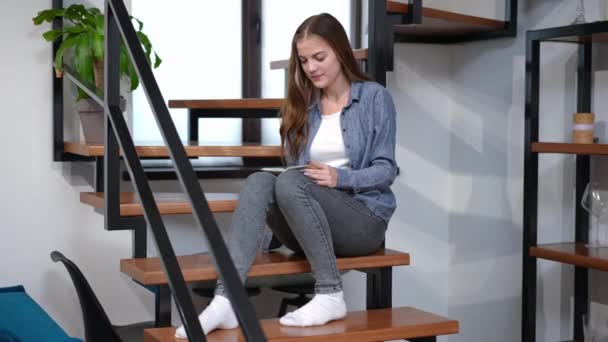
[289,81,398,224]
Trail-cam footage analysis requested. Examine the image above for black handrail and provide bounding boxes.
[102,0,267,340]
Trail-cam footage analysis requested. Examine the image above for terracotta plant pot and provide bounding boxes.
[75,59,126,144]
[75,97,126,145]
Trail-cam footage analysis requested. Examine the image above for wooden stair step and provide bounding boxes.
[124,165,275,181]
[80,192,238,217]
[387,0,506,39]
[168,98,284,110]
[64,141,282,158]
[386,0,409,14]
[143,306,459,342]
[121,249,409,285]
[270,49,368,70]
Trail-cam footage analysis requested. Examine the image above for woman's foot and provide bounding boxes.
[174,295,238,338]
[279,291,346,327]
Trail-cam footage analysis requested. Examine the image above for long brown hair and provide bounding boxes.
[280,13,369,161]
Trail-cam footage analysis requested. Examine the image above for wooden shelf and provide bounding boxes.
[64,141,282,158]
[270,49,368,70]
[388,1,506,40]
[80,192,238,216]
[530,243,608,272]
[143,307,458,342]
[168,98,283,110]
[121,249,409,285]
[529,21,608,43]
[531,142,608,155]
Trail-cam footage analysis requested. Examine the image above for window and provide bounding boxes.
[131,0,242,165]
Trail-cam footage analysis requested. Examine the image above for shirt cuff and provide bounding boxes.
[336,168,353,190]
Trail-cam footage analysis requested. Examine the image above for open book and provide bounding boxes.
[261,165,308,174]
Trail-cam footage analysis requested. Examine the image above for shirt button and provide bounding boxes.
[342,128,346,132]
[346,145,351,149]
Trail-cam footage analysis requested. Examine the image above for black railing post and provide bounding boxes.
[368,0,388,86]
[95,157,104,191]
[408,0,422,24]
[242,0,263,167]
[52,0,64,161]
[573,41,592,342]
[522,34,540,342]
[103,0,132,233]
[506,0,518,36]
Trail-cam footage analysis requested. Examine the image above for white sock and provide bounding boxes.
[279,291,347,327]
[174,295,239,338]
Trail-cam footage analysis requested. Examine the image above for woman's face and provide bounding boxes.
[296,35,343,90]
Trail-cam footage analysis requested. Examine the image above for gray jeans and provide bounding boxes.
[215,170,386,295]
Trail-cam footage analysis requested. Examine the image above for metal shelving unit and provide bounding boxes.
[523,21,608,342]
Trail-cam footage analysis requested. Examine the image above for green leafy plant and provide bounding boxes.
[33,4,162,100]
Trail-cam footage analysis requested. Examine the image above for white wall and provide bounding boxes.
[0,0,153,338]
[386,44,453,320]
[446,23,524,342]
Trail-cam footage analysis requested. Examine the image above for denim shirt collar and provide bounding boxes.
[308,81,363,114]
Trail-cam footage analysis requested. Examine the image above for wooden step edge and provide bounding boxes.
[120,249,410,285]
[168,98,284,109]
[143,307,459,342]
[80,192,238,217]
[64,141,283,157]
[270,48,369,70]
[387,0,409,15]
[123,165,277,181]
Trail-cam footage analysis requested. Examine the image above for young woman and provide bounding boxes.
[176,12,397,338]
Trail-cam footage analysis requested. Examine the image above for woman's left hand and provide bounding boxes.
[303,161,338,188]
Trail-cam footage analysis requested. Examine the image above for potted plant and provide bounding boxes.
[33,4,162,144]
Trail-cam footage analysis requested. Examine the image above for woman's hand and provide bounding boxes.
[303,161,338,188]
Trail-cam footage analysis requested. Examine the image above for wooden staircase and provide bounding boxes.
[120,249,459,341]
[121,249,409,285]
[59,0,522,340]
[80,192,238,216]
[64,141,282,158]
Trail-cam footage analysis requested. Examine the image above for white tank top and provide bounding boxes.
[309,111,351,168]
